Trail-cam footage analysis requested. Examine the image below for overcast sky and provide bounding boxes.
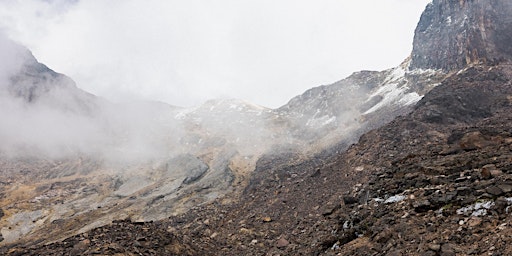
[0,0,431,108]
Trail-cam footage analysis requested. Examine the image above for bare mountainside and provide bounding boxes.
[0,33,445,247]
[4,0,512,254]
[0,15,449,248]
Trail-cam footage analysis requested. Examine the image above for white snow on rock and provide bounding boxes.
[363,66,423,115]
[306,115,336,127]
[384,195,406,204]
[398,92,422,106]
[457,201,495,216]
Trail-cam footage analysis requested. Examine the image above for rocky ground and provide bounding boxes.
[3,64,512,255]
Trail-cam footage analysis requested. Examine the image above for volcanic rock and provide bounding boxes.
[411,0,512,71]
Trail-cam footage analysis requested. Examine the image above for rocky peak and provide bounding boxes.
[411,0,512,71]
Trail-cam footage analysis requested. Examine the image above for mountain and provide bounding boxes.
[0,37,447,248]
[2,0,512,255]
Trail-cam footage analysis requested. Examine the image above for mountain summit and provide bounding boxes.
[411,0,512,71]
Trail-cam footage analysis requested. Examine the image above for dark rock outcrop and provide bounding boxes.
[411,0,512,71]
[166,154,209,184]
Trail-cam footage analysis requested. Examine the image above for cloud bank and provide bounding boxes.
[0,0,430,108]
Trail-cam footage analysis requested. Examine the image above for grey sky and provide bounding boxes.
[0,0,431,108]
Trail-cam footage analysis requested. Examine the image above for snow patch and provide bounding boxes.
[457,201,495,216]
[306,115,336,127]
[364,83,404,114]
[174,107,198,120]
[398,92,423,106]
[409,68,438,75]
[385,195,406,204]
[362,65,423,115]
[387,66,406,83]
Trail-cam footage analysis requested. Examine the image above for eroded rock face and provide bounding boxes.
[411,0,512,71]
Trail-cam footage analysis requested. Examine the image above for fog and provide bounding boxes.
[0,0,434,162]
[0,33,172,161]
[0,33,289,162]
[0,0,424,163]
[0,0,431,108]
[0,34,28,87]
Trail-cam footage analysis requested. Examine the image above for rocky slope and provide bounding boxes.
[0,21,446,249]
[3,0,512,254]
[7,64,512,256]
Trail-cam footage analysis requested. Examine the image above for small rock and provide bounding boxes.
[322,203,341,216]
[374,229,393,243]
[413,199,432,212]
[276,237,289,248]
[310,169,321,177]
[493,197,509,214]
[459,131,489,151]
[481,168,492,180]
[482,164,497,171]
[262,217,272,222]
[481,164,503,178]
[71,239,91,252]
[467,217,482,227]
[343,196,358,205]
[441,243,456,256]
[498,184,512,193]
[455,176,470,183]
[456,186,473,196]
[486,186,504,196]
[479,193,494,199]
[490,169,504,177]
[239,228,251,234]
[428,243,441,251]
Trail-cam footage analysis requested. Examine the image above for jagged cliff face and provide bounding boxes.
[411,0,512,71]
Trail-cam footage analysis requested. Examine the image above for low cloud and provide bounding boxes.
[0,0,430,108]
